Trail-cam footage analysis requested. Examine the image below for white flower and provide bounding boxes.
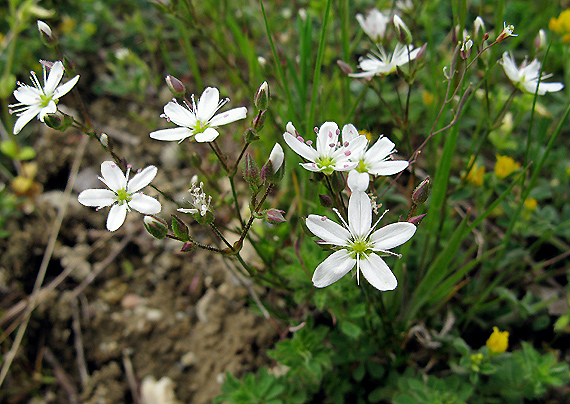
[9,60,79,134]
[500,52,564,95]
[37,20,52,38]
[150,87,247,143]
[306,191,416,290]
[78,161,161,232]
[349,43,421,78]
[177,178,211,216]
[283,122,367,175]
[268,143,284,173]
[356,9,390,42]
[342,124,409,187]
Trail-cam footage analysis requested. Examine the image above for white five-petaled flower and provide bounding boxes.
[78,161,161,232]
[150,87,247,143]
[283,122,367,175]
[356,9,390,42]
[342,124,409,190]
[349,43,421,78]
[306,191,416,290]
[500,52,564,95]
[9,60,79,134]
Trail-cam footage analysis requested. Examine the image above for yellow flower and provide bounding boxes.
[494,155,520,178]
[486,326,509,354]
[358,129,373,141]
[463,156,484,186]
[549,9,570,43]
[524,198,538,212]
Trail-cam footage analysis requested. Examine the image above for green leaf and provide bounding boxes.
[340,321,362,339]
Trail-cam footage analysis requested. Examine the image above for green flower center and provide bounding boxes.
[115,187,131,204]
[194,120,209,134]
[315,156,335,175]
[348,238,371,259]
[39,94,54,108]
[355,159,368,173]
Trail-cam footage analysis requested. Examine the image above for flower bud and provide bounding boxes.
[100,133,109,147]
[496,22,517,43]
[43,113,62,130]
[254,81,270,110]
[393,15,412,44]
[408,213,427,225]
[267,143,284,174]
[412,176,431,205]
[37,20,55,45]
[473,16,485,39]
[181,241,198,252]
[165,75,185,97]
[253,110,266,132]
[534,29,547,50]
[286,121,298,137]
[319,194,333,208]
[264,208,286,224]
[416,42,428,61]
[243,153,261,188]
[243,127,259,143]
[171,214,190,241]
[143,215,168,239]
[460,37,473,60]
[337,60,353,75]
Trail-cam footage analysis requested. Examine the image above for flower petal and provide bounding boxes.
[370,222,416,250]
[194,127,219,142]
[347,170,370,192]
[348,191,372,237]
[12,105,42,134]
[107,203,127,232]
[44,61,64,95]
[13,86,41,105]
[360,253,397,291]
[534,81,564,95]
[316,122,339,156]
[300,162,324,172]
[149,127,193,142]
[365,137,395,161]
[196,87,220,122]
[100,161,126,192]
[209,107,247,126]
[283,132,318,161]
[312,249,355,288]
[52,75,80,99]
[306,214,351,246]
[341,123,359,143]
[128,165,157,193]
[368,160,409,176]
[163,101,196,128]
[77,189,116,207]
[38,101,57,121]
[129,193,161,214]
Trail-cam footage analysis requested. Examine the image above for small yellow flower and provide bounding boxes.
[524,198,538,212]
[463,156,484,186]
[422,91,434,106]
[549,9,570,43]
[486,326,509,354]
[470,352,484,372]
[495,155,520,178]
[358,129,373,141]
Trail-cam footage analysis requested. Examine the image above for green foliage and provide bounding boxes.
[214,367,288,404]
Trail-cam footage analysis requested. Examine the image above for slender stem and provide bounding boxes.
[229,174,245,228]
[208,140,229,172]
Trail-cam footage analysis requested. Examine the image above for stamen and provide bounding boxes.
[367,209,389,239]
[306,140,313,145]
[332,208,350,231]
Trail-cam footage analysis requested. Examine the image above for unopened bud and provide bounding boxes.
[254,81,270,110]
[482,32,490,41]
[143,215,168,239]
[337,60,353,75]
[243,153,261,189]
[393,15,412,44]
[267,143,284,174]
[408,213,427,225]
[244,127,259,142]
[171,214,190,241]
[412,176,431,205]
[264,208,286,224]
[181,241,198,252]
[534,29,547,50]
[100,133,109,147]
[319,194,333,208]
[37,20,55,45]
[460,37,473,59]
[416,42,428,61]
[165,75,185,97]
[496,22,517,43]
[43,113,62,130]
[473,16,485,39]
[253,110,266,131]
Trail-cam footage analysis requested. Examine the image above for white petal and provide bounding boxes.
[535,81,564,95]
[150,127,193,142]
[163,101,196,128]
[129,193,161,214]
[348,191,372,237]
[208,107,247,126]
[196,87,220,122]
[268,143,284,173]
[501,52,520,83]
[283,132,318,161]
[306,215,350,246]
[347,170,370,192]
[12,105,41,134]
[77,189,116,207]
[366,137,395,161]
[370,222,416,250]
[368,160,409,176]
[52,75,79,99]
[360,253,397,291]
[100,161,126,191]
[38,101,57,121]
[13,86,41,105]
[194,127,219,142]
[312,249,355,288]
[341,124,359,143]
[44,61,64,95]
[128,165,157,193]
[107,203,127,232]
[316,122,339,156]
[300,162,324,172]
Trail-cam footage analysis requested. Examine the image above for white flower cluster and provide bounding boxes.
[177,177,212,217]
